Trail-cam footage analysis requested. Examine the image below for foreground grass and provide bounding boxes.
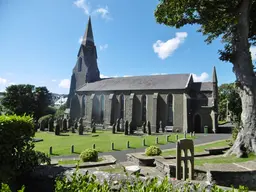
[34,131,193,156]
[161,140,229,156]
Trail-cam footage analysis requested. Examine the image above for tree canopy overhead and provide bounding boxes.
[155,0,256,157]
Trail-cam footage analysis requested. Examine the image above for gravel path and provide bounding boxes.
[51,133,231,162]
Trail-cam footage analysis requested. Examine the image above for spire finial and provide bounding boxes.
[82,16,94,45]
[212,66,218,83]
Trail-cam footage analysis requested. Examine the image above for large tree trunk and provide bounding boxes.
[225,0,256,157]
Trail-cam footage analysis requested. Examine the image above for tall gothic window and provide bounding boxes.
[100,95,105,123]
[120,94,125,119]
[167,94,173,126]
[77,57,82,72]
[82,95,86,117]
[141,95,147,122]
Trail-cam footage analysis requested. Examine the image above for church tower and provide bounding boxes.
[67,17,100,108]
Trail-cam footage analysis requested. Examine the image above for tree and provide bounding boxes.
[1,85,52,121]
[155,0,256,157]
[218,83,242,123]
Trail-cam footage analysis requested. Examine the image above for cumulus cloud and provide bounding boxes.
[0,77,7,85]
[78,36,83,44]
[250,46,256,60]
[100,44,108,50]
[59,79,70,89]
[192,72,209,82]
[153,32,188,60]
[0,77,10,92]
[74,0,111,20]
[74,0,90,15]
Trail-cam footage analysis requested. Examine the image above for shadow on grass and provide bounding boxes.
[112,149,121,151]
[72,152,80,155]
[50,153,60,156]
[58,134,70,136]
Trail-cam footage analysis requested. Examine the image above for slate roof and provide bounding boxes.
[77,74,192,92]
[192,82,213,91]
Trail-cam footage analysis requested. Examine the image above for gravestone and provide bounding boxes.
[39,120,45,131]
[129,121,134,135]
[116,119,120,132]
[74,119,78,130]
[120,118,124,131]
[48,118,54,132]
[143,122,147,133]
[176,139,194,180]
[67,118,72,129]
[124,120,129,135]
[159,121,164,133]
[147,121,151,135]
[78,118,83,135]
[91,122,96,133]
[112,123,116,134]
[54,119,60,135]
[62,118,67,132]
[58,118,63,131]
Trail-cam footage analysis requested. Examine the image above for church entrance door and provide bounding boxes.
[194,114,201,133]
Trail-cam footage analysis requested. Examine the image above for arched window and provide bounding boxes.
[141,95,147,122]
[77,57,82,72]
[100,95,105,122]
[82,95,86,117]
[167,94,173,126]
[120,94,125,119]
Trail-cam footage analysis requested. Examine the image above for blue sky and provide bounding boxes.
[1,0,255,94]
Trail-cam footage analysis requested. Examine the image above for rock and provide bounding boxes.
[125,165,141,175]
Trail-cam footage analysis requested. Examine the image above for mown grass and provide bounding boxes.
[58,158,104,165]
[161,140,229,156]
[34,131,194,156]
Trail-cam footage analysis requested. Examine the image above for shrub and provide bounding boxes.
[0,115,50,183]
[55,170,249,192]
[145,146,162,156]
[38,114,53,124]
[80,149,98,162]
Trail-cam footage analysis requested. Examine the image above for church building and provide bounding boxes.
[67,17,219,133]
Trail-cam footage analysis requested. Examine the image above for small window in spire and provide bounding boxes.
[77,57,82,72]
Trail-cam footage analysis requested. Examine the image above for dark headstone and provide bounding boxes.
[92,122,96,133]
[124,120,129,135]
[159,121,164,133]
[78,118,83,135]
[67,118,72,129]
[54,120,60,136]
[116,119,120,132]
[39,120,45,131]
[62,118,67,132]
[147,121,151,135]
[112,123,116,134]
[129,121,134,135]
[48,118,54,132]
[143,122,147,133]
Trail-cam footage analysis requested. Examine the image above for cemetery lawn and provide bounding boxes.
[34,131,193,156]
[161,140,230,156]
[58,157,104,165]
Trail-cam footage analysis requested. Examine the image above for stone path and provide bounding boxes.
[51,133,231,162]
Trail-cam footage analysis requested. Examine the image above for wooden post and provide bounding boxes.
[142,138,146,146]
[176,134,179,141]
[166,135,169,142]
[111,142,114,150]
[71,145,74,153]
[92,144,96,149]
[155,137,159,144]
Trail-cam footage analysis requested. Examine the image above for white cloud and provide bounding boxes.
[151,73,167,76]
[123,75,132,77]
[192,72,209,82]
[250,46,256,60]
[153,32,188,60]
[74,0,112,20]
[94,6,111,20]
[59,79,70,89]
[100,74,119,78]
[0,77,7,85]
[74,0,90,15]
[100,44,108,50]
[78,36,83,44]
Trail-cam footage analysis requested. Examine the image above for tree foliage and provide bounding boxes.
[1,85,52,120]
[218,83,242,122]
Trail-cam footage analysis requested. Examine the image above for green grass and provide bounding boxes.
[58,157,103,165]
[194,153,256,165]
[218,120,227,125]
[161,140,229,156]
[34,131,193,156]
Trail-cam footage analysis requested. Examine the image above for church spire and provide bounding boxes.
[212,66,218,83]
[82,16,94,45]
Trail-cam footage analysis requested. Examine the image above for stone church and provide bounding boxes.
[67,17,219,133]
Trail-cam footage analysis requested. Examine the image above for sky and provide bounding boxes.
[1,0,256,94]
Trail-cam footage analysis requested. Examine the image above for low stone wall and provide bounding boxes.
[126,153,157,166]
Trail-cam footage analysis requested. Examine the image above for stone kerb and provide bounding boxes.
[176,139,194,180]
